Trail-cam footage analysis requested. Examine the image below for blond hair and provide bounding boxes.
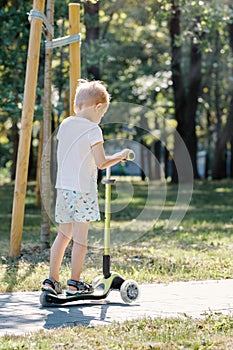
[74,79,110,112]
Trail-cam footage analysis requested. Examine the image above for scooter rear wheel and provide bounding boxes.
[92,276,103,288]
[120,279,140,303]
[40,292,52,307]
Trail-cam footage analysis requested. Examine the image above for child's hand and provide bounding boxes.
[120,149,131,162]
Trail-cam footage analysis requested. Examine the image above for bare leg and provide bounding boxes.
[69,222,89,289]
[49,223,73,281]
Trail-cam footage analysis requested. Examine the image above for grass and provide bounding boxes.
[1,179,233,291]
[1,315,233,349]
[1,178,233,348]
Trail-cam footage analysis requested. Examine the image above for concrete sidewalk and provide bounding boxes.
[1,279,233,336]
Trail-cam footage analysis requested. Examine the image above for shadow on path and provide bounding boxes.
[0,291,136,335]
[43,301,132,329]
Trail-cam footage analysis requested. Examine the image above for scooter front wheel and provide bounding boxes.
[120,279,140,304]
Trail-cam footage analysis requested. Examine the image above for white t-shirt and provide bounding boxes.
[55,116,103,193]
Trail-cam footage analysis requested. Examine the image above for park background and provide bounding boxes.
[1,0,233,184]
[1,0,233,348]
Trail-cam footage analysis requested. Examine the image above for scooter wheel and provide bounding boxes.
[120,279,140,304]
[40,292,51,307]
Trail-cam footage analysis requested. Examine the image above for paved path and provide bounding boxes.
[1,279,233,336]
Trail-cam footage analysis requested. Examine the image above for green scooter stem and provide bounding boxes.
[102,167,115,278]
[102,151,135,278]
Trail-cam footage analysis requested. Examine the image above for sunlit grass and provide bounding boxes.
[1,179,233,292]
[1,315,233,349]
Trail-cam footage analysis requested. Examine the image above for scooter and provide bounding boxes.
[40,151,140,306]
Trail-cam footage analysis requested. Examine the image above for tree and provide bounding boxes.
[212,18,233,179]
[169,0,201,182]
[83,1,100,80]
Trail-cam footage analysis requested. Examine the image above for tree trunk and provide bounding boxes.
[212,97,233,179]
[230,140,233,178]
[10,121,19,181]
[169,1,187,183]
[186,34,201,179]
[154,141,161,180]
[164,147,170,179]
[170,2,201,183]
[40,0,54,250]
[84,1,100,79]
[140,114,152,180]
[28,134,37,180]
[212,24,233,179]
[140,140,146,181]
[35,121,43,206]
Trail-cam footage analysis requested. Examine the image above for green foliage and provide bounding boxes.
[1,0,233,177]
[0,1,32,120]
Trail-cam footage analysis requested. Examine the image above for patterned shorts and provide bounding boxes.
[55,189,100,223]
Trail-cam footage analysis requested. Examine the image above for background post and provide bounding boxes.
[9,0,46,257]
[69,3,81,115]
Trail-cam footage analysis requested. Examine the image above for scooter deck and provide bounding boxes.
[40,273,125,306]
[43,289,109,305]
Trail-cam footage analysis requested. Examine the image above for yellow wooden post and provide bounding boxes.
[69,3,81,115]
[9,0,46,257]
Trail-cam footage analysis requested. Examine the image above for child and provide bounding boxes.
[42,79,131,295]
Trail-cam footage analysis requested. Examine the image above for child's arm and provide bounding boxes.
[92,142,130,170]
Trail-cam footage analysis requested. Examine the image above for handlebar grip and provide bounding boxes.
[126,150,136,161]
